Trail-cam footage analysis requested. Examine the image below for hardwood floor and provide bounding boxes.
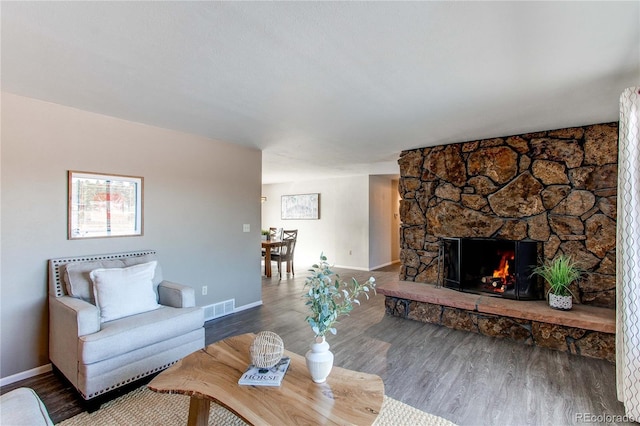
[1,263,628,425]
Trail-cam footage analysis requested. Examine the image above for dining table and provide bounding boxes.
[261,239,285,277]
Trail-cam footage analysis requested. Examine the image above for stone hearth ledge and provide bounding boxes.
[377,281,614,334]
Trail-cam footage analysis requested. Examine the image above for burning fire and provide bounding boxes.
[489,250,516,293]
[493,250,515,280]
[481,250,517,294]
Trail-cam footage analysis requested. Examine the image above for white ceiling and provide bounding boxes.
[2,2,639,184]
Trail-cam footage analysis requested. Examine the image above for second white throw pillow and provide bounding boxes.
[90,261,160,322]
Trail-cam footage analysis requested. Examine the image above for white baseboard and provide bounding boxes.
[0,363,52,387]
[371,259,401,270]
[335,259,400,272]
[334,264,370,271]
[234,300,262,312]
[203,300,263,323]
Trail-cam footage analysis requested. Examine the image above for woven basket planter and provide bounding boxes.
[249,331,284,368]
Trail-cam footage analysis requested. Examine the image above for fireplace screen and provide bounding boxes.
[443,238,541,300]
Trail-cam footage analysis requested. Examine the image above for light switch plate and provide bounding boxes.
[243,224,250,232]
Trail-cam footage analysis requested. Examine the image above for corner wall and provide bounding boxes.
[369,176,400,269]
[1,93,262,379]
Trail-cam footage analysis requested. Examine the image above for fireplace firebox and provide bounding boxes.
[442,238,541,300]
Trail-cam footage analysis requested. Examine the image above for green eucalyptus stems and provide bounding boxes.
[531,254,583,297]
[304,254,376,337]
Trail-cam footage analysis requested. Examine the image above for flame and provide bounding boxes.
[493,250,515,280]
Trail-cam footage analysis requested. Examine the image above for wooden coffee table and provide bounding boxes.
[148,333,384,426]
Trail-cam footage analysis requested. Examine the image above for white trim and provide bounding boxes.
[371,260,401,270]
[203,300,262,325]
[0,364,52,387]
[334,265,370,271]
[234,300,262,312]
[335,259,400,272]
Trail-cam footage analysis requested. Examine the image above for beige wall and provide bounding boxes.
[0,93,262,379]
[261,175,399,271]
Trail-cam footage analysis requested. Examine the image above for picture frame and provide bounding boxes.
[68,171,143,239]
[281,193,320,220]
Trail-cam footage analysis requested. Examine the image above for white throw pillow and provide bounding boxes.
[90,261,161,323]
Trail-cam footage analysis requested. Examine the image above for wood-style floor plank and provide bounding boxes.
[1,264,628,425]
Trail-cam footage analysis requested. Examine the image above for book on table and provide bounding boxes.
[238,356,291,386]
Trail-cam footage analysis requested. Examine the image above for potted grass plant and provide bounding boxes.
[303,253,376,383]
[531,254,583,310]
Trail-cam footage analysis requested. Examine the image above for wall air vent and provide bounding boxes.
[203,298,235,321]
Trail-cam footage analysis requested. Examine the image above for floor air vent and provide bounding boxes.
[203,299,235,321]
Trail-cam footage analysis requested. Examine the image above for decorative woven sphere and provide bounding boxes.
[250,331,284,369]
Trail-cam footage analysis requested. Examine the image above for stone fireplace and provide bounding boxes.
[398,122,618,308]
[378,122,618,362]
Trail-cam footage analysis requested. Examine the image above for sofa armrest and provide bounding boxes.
[50,296,100,337]
[49,296,100,386]
[158,280,196,308]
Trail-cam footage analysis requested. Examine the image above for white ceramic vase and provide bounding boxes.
[305,336,334,383]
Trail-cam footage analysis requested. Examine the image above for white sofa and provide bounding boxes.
[48,250,204,400]
[0,388,53,426]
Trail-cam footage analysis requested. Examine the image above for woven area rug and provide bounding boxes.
[57,386,456,426]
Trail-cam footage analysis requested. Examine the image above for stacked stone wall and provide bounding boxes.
[398,123,618,308]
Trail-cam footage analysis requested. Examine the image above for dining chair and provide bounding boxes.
[269,227,283,241]
[271,229,297,280]
[262,227,284,276]
[262,227,283,255]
